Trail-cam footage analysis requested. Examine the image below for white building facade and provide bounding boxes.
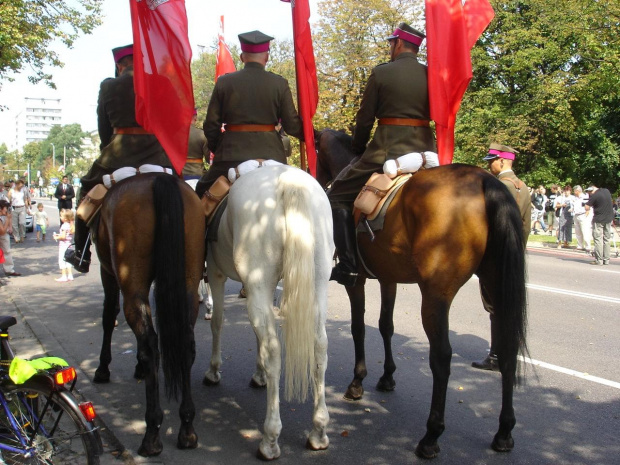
[12,97,62,150]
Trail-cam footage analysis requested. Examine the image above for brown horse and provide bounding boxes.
[316,129,528,459]
[92,173,205,457]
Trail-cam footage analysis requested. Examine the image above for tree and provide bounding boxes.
[0,0,102,92]
[455,0,620,191]
[40,124,88,178]
[313,0,422,131]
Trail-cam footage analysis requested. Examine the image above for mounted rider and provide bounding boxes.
[195,30,303,199]
[328,22,436,287]
[65,44,172,273]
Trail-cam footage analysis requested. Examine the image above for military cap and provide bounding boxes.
[483,143,518,161]
[112,44,134,63]
[386,23,425,46]
[238,30,274,53]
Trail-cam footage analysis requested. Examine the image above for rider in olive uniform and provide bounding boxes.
[472,143,531,371]
[328,23,436,287]
[66,44,172,273]
[195,30,303,199]
[182,109,208,185]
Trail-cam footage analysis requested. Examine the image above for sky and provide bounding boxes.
[0,0,319,148]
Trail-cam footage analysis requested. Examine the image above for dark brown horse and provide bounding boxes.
[316,129,528,459]
[92,173,205,456]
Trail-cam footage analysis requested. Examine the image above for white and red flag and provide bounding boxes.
[129,0,195,175]
[281,0,319,176]
[425,0,495,165]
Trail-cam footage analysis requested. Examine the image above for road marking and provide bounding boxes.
[526,283,620,304]
[519,356,620,390]
[469,276,620,303]
[591,268,620,274]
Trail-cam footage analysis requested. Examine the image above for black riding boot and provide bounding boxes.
[472,315,500,371]
[64,216,91,273]
[330,208,358,287]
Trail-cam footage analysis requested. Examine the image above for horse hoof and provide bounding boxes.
[138,439,163,457]
[376,376,395,392]
[249,378,267,389]
[93,370,110,384]
[203,375,220,386]
[256,443,281,461]
[491,433,514,452]
[306,435,329,451]
[177,432,198,450]
[343,384,364,401]
[415,442,440,459]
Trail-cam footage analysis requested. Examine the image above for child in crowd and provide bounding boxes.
[34,203,49,242]
[0,199,21,276]
[53,209,75,282]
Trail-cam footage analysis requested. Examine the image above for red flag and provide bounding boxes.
[129,0,194,175]
[426,0,494,165]
[215,16,236,82]
[281,0,319,177]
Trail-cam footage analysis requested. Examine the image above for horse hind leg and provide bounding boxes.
[344,278,368,400]
[94,268,120,384]
[177,289,199,450]
[376,281,397,392]
[125,298,164,457]
[247,289,282,461]
[306,289,329,451]
[203,271,226,386]
[415,290,453,459]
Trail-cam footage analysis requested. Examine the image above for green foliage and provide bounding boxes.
[0,0,102,91]
[457,0,620,191]
[313,0,423,132]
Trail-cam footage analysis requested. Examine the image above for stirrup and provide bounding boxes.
[330,266,358,287]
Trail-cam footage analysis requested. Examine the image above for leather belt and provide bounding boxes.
[225,124,275,132]
[113,127,151,135]
[378,118,430,127]
[13,206,25,209]
[186,158,204,164]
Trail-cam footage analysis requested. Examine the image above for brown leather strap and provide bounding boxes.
[225,124,275,132]
[113,127,151,135]
[378,118,430,127]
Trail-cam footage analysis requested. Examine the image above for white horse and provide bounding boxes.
[204,164,334,460]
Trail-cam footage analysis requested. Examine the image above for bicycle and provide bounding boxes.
[0,315,103,464]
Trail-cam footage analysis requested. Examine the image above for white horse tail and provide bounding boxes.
[278,168,317,403]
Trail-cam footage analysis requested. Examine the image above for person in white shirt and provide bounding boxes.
[572,185,592,253]
[7,179,31,243]
[555,185,574,248]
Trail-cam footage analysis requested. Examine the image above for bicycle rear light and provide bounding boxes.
[79,402,97,422]
[54,367,77,385]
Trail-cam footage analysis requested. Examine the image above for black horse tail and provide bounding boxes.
[482,175,529,385]
[152,174,190,400]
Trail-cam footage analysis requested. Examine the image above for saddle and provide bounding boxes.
[77,165,174,225]
[201,159,283,223]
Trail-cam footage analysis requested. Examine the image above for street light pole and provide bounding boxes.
[51,143,55,168]
[63,146,66,172]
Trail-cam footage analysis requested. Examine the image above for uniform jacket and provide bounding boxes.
[95,66,170,170]
[203,62,302,163]
[182,126,208,178]
[352,52,435,164]
[54,183,75,210]
[498,170,531,246]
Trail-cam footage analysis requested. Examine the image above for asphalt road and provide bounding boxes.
[1,198,619,465]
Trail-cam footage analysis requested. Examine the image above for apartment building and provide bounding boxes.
[12,97,62,150]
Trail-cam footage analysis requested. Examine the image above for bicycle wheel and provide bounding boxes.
[0,381,99,464]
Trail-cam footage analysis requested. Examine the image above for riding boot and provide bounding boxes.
[330,208,358,287]
[472,314,500,371]
[64,216,91,273]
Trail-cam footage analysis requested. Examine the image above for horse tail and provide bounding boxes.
[278,169,317,403]
[483,175,529,385]
[152,174,190,400]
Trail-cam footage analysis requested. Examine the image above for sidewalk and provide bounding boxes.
[0,283,133,464]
